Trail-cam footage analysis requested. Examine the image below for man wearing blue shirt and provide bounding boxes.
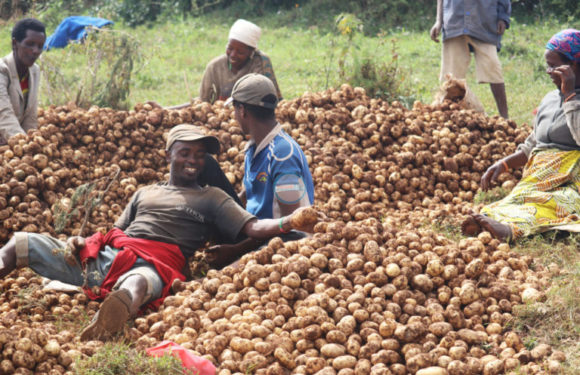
[205,74,315,266]
[430,0,511,119]
[228,73,315,221]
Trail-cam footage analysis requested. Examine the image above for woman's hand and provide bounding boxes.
[481,161,508,191]
[553,65,576,97]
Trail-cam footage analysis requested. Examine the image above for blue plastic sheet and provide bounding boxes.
[44,16,113,50]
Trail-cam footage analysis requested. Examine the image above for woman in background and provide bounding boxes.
[462,29,580,242]
[0,18,46,144]
[199,19,282,103]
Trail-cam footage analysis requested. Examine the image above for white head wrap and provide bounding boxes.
[228,19,261,49]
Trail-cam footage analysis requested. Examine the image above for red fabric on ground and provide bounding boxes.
[79,228,185,309]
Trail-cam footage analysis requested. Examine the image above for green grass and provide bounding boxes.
[74,342,197,375]
[0,14,573,126]
[121,17,571,127]
[473,186,510,205]
[509,234,580,373]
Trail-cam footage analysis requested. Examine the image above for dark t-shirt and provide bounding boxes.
[198,154,243,207]
[115,183,255,258]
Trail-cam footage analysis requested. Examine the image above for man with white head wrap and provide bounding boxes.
[199,19,282,103]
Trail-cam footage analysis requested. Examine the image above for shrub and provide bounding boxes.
[39,26,143,109]
[333,14,412,103]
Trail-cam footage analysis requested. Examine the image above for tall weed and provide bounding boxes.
[333,14,411,103]
[39,26,143,109]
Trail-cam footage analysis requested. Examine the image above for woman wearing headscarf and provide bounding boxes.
[462,29,580,241]
[0,18,46,144]
[199,19,282,103]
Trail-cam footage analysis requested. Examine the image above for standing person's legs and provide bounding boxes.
[440,35,471,81]
[490,83,508,119]
[471,37,509,118]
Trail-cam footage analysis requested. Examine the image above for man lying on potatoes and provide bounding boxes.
[0,124,318,341]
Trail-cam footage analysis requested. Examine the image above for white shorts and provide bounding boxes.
[441,35,504,84]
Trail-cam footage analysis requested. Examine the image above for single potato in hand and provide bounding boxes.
[289,207,320,232]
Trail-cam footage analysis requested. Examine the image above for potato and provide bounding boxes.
[314,367,337,375]
[230,337,254,354]
[416,367,448,375]
[457,329,487,345]
[0,359,14,374]
[483,359,504,375]
[530,343,551,360]
[289,207,319,232]
[273,347,296,369]
[394,322,426,343]
[378,319,396,338]
[429,322,452,337]
[447,360,468,375]
[306,357,326,374]
[332,355,356,370]
[321,343,346,358]
[12,350,35,369]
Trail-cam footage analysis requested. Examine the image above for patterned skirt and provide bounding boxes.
[481,149,580,240]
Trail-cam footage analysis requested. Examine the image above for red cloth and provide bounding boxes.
[79,227,186,309]
[146,341,216,375]
[19,75,29,96]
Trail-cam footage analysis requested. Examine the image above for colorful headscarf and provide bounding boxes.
[546,29,580,63]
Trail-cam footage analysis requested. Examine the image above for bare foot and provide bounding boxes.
[461,215,482,236]
[473,214,512,242]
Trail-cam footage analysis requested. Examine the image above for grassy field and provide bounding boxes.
[113,18,567,126]
[0,10,578,372]
[0,15,573,127]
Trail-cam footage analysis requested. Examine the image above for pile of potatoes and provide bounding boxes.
[0,268,104,374]
[0,84,566,374]
[133,220,564,375]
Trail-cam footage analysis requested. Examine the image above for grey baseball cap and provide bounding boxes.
[225,73,278,109]
[166,124,220,154]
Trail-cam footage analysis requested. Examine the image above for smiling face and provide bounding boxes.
[226,39,253,71]
[167,140,207,187]
[12,29,45,70]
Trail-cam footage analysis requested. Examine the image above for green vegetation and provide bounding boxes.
[41,27,143,110]
[511,233,580,372]
[74,342,197,374]
[474,187,510,205]
[0,15,566,125]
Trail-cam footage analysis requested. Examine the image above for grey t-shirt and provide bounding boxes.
[517,89,580,157]
[115,183,255,258]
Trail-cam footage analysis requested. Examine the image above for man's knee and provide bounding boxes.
[118,274,148,292]
[115,266,163,304]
